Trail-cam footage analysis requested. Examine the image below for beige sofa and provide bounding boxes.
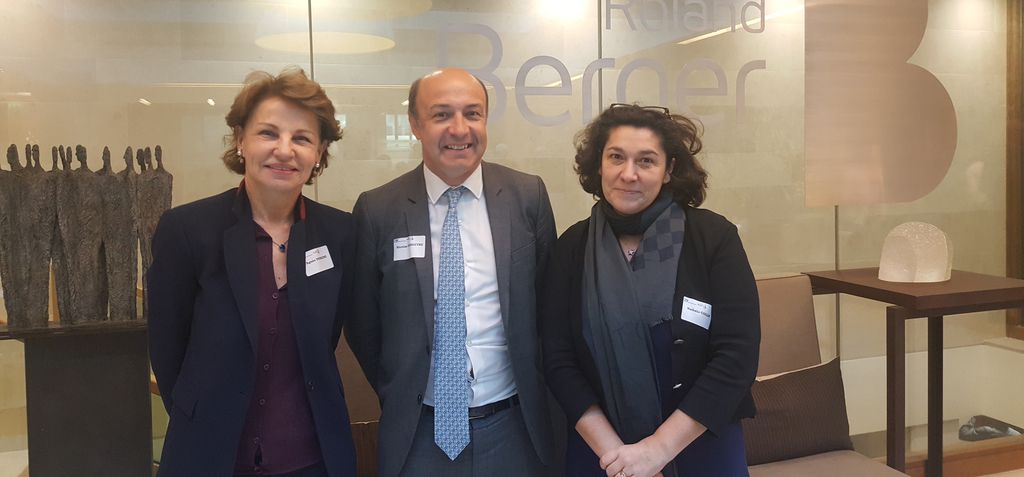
[746,274,908,476]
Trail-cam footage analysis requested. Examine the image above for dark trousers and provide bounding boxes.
[237,460,328,477]
[400,404,544,476]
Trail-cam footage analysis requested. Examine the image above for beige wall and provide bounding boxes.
[0,0,1010,453]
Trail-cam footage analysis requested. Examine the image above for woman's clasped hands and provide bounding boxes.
[599,436,672,477]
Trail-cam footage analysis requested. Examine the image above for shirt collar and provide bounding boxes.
[423,162,484,205]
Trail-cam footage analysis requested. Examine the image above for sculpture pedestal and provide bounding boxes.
[1,322,152,477]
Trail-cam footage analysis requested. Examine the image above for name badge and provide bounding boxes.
[305,246,334,277]
[681,296,712,330]
[393,235,426,261]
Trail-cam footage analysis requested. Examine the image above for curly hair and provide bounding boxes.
[221,67,342,184]
[574,104,708,207]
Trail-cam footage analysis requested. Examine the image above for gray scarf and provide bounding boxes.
[582,200,686,447]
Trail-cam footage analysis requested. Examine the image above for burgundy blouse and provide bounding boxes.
[234,226,321,475]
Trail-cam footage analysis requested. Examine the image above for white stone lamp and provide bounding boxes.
[878,222,953,283]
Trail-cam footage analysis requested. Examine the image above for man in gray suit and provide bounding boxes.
[348,68,556,476]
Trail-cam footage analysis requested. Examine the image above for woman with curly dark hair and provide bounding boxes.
[542,104,760,477]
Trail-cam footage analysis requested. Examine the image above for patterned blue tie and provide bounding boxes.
[434,186,469,460]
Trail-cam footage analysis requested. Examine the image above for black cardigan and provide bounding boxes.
[540,206,760,437]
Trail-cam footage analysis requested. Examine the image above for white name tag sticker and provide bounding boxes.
[393,235,426,261]
[681,296,712,330]
[304,246,335,277]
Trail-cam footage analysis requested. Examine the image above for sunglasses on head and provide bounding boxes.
[608,103,671,115]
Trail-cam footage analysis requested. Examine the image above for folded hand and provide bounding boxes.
[599,438,673,477]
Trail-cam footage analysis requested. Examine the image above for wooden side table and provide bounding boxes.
[804,268,1024,477]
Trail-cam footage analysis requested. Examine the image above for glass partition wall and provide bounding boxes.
[0,0,1015,470]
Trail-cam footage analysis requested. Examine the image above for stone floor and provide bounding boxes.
[0,450,26,477]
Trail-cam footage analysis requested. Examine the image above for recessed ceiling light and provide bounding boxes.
[138,98,152,106]
[207,98,216,106]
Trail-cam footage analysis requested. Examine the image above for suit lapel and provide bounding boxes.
[404,168,437,345]
[286,210,311,340]
[223,192,259,353]
[483,163,511,329]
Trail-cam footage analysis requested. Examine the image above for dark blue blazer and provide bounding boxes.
[148,188,357,477]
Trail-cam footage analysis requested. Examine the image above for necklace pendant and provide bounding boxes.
[278,243,287,253]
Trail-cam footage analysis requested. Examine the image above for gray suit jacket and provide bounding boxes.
[348,162,556,477]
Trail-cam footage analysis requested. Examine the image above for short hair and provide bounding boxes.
[222,67,342,184]
[574,104,708,207]
[407,72,490,118]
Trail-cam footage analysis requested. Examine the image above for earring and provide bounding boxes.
[236,149,243,163]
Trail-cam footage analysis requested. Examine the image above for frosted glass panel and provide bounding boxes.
[0,0,1012,467]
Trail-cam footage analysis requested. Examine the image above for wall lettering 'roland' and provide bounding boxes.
[605,0,766,34]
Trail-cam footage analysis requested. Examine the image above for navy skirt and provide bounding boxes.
[564,422,748,477]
